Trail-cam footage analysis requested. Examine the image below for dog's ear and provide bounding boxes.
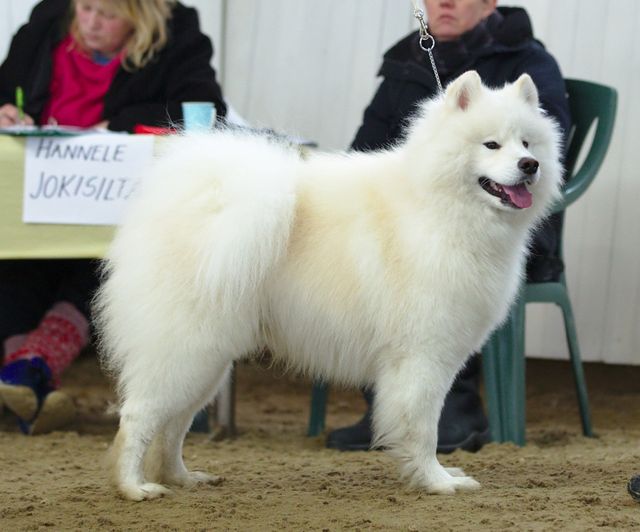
[446,70,482,111]
[514,74,539,107]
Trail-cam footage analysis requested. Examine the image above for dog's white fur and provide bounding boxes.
[94,71,562,500]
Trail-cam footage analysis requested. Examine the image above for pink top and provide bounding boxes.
[40,35,122,127]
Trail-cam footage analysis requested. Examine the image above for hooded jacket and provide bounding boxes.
[352,7,570,152]
[0,0,226,132]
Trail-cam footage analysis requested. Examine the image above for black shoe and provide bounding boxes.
[628,474,640,502]
[326,356,491,454]
[437,354,490,454]
[437,406,490,454]
[325,410,375,451]
[326,387,376,451]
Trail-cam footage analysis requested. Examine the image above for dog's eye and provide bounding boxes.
[522,140,529,148]
[483,141,501,150]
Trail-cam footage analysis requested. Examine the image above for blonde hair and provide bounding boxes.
[70,0,178,70]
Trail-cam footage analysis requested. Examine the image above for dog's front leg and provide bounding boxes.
[373,354,481,494]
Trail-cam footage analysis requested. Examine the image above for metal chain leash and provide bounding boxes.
[411,3,443,92]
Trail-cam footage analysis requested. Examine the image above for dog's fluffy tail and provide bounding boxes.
[190,138,299,313]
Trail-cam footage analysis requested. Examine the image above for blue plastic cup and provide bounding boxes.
[182,102,216,131]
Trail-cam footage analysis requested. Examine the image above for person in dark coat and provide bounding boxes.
[0,0,226,435]
[327,0,571,453]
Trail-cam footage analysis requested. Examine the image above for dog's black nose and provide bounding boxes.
[518,157,539,175]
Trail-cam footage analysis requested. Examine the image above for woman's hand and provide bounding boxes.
[93,120,110,130]
[0,103,35,127]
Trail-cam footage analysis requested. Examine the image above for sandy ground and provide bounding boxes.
[0,353,639,531]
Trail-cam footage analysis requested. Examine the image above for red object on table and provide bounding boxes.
[133,124,177,135]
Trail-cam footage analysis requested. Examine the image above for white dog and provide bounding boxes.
[94,71,562,500]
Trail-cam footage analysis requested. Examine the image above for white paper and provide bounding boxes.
[22,134,154,225]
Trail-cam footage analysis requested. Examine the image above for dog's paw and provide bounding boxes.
[180,471,224,488]
[405,461,481,494]
[426,475,481,495]
[119,482,172,501]
[166,470,224,488]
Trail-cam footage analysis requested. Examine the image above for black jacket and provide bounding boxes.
[0,0,226,132]
[352,7,570,152]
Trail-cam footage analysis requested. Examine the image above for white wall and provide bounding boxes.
[221,0,414,148]
[2,1,639,365]
[0,1,38,60]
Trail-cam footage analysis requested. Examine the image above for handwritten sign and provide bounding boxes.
[22,134,154,225]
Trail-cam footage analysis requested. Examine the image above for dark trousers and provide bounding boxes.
[0,259,100,356]
[527,211,565,282]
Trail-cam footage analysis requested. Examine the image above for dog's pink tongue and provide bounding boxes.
[503,184,532,209]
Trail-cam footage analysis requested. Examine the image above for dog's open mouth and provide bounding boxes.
[479,177,532,209]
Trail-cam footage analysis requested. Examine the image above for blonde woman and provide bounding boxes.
[0,0,225,435]
[0,0,226,129]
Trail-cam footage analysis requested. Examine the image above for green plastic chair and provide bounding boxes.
[308,79,618,441]
[482,78,618,445]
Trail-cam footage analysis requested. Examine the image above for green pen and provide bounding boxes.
[15,86,25,122]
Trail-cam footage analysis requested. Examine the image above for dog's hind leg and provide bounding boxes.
[112,408,172,501]
[147,413,223,488]
[146,363,232,488]
[113,354,236,501]
[372,353,481,494]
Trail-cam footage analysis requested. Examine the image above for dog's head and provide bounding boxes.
[405,70,563,221]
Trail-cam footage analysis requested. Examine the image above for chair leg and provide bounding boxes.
[202,363,236,439]
[508,297,527,446]
[482,296,526,445]
[482,333,504,442]
[307,381,329,436]
[213,364,236,438]
[557,293,594,437]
